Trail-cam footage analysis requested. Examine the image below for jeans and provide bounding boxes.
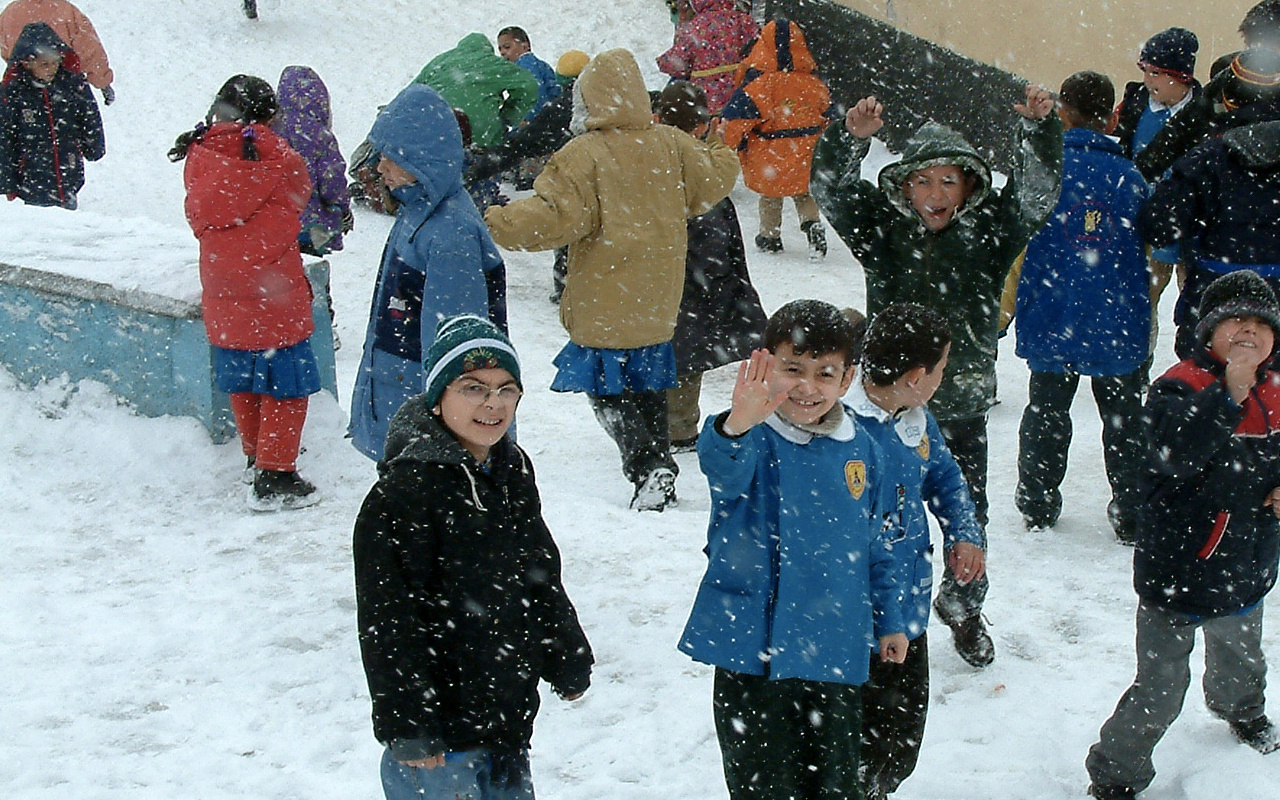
[380,748,535,800]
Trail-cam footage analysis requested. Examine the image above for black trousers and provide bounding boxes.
[588,390,676,484]
[714,668,865,800]
[1015,368,1145,531]
[934,416,990,620]
[860,633,930,796]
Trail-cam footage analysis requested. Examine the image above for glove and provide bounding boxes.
[101,85,115,105]
[6,193,16,201]
[341,207,355,234]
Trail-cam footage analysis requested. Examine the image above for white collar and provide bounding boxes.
[1148,91,1193,116]
[849,380,929,448]
[764,406,855,444]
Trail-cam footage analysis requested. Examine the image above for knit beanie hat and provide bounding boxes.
[1138,27,1198,83]
[656,80,710,134]
[422,315,522,409]
[556,50,591,78]
[1195,270,1280,347]
[1223,47,1280,108]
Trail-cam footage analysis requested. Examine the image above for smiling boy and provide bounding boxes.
[679,299,907,800]
[812,85,1063,667]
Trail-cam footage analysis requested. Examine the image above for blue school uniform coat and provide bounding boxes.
[679,407,905,686]
[349,84,507,461]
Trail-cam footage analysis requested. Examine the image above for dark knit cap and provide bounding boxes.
[1139,27,1199,82]
[656,80,710,134]
[1195,270,1280,347]
[1059,70,1115,125]
[209,74,279,124]
[1223,47,1280,107]
[422,315,522,409]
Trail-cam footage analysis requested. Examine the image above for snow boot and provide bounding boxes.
[630,467,676,512]
[243,0,258,19]
[755,234,783,253]
[1088,784,1136,800]
[1231,715,1280,754]
[249,469,319,512]
[933,597,995,668]
[670,436,698,455]
[801,220,827,260]
[242,455,257,485]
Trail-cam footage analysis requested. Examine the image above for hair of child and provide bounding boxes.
[655,80,710,133]
[1241,0,1280,46]
[763,299,860,367]
[1058,70,1115,131]
[860,303,952,386]
[498,25,530,45]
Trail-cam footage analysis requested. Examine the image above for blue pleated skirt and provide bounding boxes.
[212,339,322,399]
[550,341,678,395]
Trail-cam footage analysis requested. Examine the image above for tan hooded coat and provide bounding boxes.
[485,48,739,349]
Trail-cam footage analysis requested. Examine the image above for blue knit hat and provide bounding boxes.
[422,315,521,409]
[1139,27,1199,83]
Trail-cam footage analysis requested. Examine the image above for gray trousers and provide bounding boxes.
[1085,601,1268,792]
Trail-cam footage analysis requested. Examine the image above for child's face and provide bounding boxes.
[377,156,417,190]
[23,52,61,83]
[497,34,529,63]
[770,342,855,426]
[1140,66,1191,107]
[1209,315,1275,367]
[435,368,521,461]
[902,165,974,232]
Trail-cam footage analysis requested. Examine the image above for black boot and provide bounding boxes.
[801,220,826,259]
[754,234,783,253]
[250,469,318,512]
[243,0,258,20]
[933,597,995,668]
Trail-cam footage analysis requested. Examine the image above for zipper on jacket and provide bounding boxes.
[1197,511,1230,560]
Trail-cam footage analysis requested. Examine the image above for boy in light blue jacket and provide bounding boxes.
[849,303,986,800]
[679,299,907,800]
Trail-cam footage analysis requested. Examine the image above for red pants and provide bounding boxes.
[229,393,308,472]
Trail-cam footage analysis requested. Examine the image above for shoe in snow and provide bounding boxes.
[670,436,698,455]
[630,467,676,512]
[1231,715,1280,754]
[754,234,783,253]
[242,455,257,485]
[1088,784,1136,800]
[243,0,258,19]
[249,469,319,512]
[933,597,995,668]
[801,220,827,260]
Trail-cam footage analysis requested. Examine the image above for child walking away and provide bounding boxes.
[654,81,767,452]
[812,84,1063,667]
[485,49,738,512]
[656,0,759,115]
[1085,270,1280,799]
[172,75,320,511]
[0,21,103,209]
[850,303,986,800]
[273,66,352,258]
[1013,71,1151,542]
[348,83,508,463]
[679,299,908,800]
[354,314,593,800]
[722,17,831,258]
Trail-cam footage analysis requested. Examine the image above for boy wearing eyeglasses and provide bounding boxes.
[354,314,593,800]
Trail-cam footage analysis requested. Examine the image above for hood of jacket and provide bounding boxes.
[577,48,652,132]
[185,122,301,231]
[366,83,465,215]
[276,65,331,131]
[740,18,817,76]
[877,121,993,223]
[690,0,735,12]
[380,394,472,474]
[4,20,80,82]
[1223,119,1280,170]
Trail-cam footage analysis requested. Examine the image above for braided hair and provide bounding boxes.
[169,74,278,162]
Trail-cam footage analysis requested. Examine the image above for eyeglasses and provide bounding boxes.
[449,381,523,405]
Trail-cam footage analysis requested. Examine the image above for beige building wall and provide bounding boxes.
[831,0,1254,91]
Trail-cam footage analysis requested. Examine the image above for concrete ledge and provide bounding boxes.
[0,259,338,442]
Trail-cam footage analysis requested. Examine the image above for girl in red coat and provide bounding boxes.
[170,75,320,511]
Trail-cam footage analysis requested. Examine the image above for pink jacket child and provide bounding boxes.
[0,0,113,101]
[656,0,758,114]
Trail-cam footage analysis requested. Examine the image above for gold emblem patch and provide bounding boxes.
[917,433,930,461]
[845,460,867,500]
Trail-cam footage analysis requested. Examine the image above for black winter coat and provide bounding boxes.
[0,23,104,209]
[353,397,593,762]
[672,197,766,375]
[1112,80,1201,163]
[1135,352,1280,618]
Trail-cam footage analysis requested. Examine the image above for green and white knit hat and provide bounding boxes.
[422,315,521,409]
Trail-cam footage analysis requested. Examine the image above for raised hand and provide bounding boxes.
[724,349,785,436]
[1014,84,1054,120]
[845,96,885,139]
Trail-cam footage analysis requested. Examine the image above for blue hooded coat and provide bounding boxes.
[349,84,507,461]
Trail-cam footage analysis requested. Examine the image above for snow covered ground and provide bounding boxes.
[3,1,1279,798]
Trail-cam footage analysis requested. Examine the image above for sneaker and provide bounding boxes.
[630,467,676,512]
[1231,715,1280,754]
[1088,784,1136,800]
[670,436,698,454]
[933,597,995,668]
[241,455,257,485]
[249,469,319,512]
[754,234,783,253]
[801,220,827,260]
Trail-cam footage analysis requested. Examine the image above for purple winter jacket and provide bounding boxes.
[274,66,350,252]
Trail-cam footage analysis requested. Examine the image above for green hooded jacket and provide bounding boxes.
[812,115,1063,420]
[413,33,540,149]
